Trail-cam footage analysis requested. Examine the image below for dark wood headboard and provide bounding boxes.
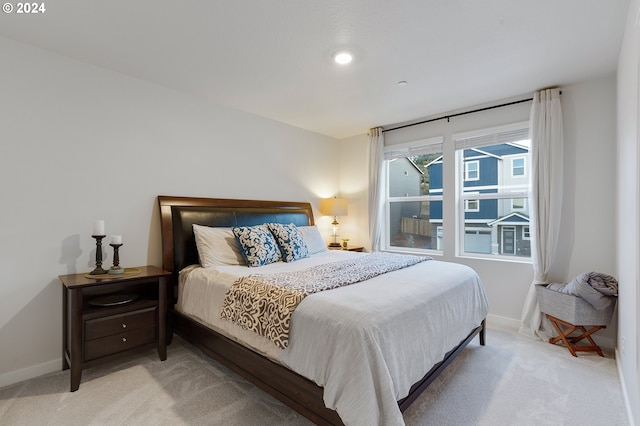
[157,196,315,279]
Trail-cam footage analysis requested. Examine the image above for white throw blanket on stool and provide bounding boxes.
[548,272,618,310]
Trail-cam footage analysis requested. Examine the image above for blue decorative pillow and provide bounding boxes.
[232,225,282,267]
[268,223,310,262]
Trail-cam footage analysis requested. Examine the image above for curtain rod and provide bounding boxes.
[383,97,534,133]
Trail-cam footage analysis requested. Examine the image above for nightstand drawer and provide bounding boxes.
[85,307,156,340]
[84,326,156,361]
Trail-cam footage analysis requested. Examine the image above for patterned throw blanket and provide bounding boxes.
[220,252,430,348]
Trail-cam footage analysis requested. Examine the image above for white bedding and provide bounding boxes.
[177,250,489,426]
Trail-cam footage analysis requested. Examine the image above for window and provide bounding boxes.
[512,198,526,210]
[465,195,480,212]
[465,199,480,211]
[384,137,444,253]
[512,157,526,177]
[454,123,531,259]
[465,160,479,181]
[382,121,531,261]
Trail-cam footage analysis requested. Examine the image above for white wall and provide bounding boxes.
[0,36,340,386]
[337,133,370,247]
[554,78,617,280]
[616,0,640,424]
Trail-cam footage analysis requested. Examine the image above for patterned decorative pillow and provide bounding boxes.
[268,223,310,262]
[232,224,282,267]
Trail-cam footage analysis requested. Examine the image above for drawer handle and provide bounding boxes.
[122,323,127,329]
[122,337,127,343]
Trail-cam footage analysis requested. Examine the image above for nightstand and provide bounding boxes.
[59,265,171,391]
[328,245,365,252]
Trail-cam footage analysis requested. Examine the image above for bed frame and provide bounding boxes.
[158,195,485,425]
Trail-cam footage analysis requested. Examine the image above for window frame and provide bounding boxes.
[464,191,480,212]
[464,160,480,181]
[454,122,531,262]
[511,156,526,178]
[381,122,532,263]
[382,136,444,255]
[465,199,480,212]
[511,197,526,211]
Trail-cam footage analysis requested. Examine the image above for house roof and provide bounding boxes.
[487,212,530,226]
[465,144,529,160]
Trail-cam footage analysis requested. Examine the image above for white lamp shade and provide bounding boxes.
[320,198,347,216]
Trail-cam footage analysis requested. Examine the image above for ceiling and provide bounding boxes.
[0,0,630,139]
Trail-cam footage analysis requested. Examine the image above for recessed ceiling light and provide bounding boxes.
[397,81,408,86]
[333,51,353,65]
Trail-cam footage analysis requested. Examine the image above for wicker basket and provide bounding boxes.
[535,284,615,326]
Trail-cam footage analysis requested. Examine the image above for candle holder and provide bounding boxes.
[108,243,124,274]
[89,235,108,275]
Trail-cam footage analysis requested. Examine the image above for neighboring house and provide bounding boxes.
[388,157,424,240]
[427,143,530,256]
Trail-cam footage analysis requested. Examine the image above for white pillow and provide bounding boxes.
[297,226,328,255]
[193,224,245,267]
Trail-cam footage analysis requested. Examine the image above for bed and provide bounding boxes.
[158,195,488,425]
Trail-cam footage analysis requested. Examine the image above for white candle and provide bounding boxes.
[111,235,122,245]
[93,220,105,236]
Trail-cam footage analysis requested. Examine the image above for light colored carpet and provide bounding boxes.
[0,326,629,425]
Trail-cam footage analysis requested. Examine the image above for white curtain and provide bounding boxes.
[519,88,564,339]
[368,128,385,252]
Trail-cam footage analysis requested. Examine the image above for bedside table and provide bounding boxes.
[59,265,171,391]
[328,245,365,252]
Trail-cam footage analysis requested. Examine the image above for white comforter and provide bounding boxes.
[177,251,489,426]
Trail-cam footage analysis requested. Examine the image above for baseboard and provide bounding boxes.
[592,334,615,350]
[0,358,61,389]
[486,313,615,349]
[615,348,637,426]
[486,313,520,331]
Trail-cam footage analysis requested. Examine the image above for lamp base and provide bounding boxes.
[328,243,342,247]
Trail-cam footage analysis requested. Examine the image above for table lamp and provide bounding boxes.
[320,197,348,247]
